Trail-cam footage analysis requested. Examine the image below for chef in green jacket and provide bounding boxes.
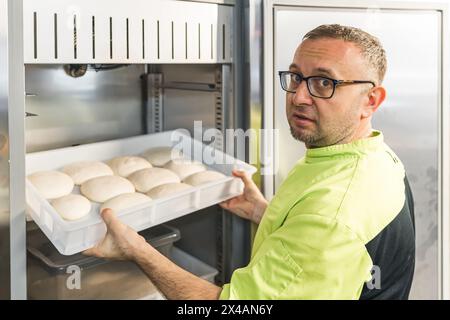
[85,24,415,300]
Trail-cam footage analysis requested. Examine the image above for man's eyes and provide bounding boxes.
[291,74,302,82]
[319,78,332,87]
[289,73,333,87]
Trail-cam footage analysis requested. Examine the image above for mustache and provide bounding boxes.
[288,106,317,121]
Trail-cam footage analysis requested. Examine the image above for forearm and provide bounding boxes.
[251,199,268,224]
[132,241,222,300]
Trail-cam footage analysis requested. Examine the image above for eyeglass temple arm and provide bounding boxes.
[337,80,376,86]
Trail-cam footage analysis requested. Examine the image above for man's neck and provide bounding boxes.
[350,124,374,141]
[306,123,373,149]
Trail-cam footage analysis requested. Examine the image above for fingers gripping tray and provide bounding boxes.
[26,130,256,255]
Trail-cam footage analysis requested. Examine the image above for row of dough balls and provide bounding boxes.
[27,147,226,222]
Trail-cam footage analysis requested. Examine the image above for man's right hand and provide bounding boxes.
[220,170,268,224]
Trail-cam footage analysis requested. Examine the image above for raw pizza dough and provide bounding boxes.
[107,156,152,177]
[141,147,183,167]
[127,167,180,193]
[100,192,152,213]
[164,159,206,180]
[62,161,113,185]
[51,194,91,221]
[80,175,135,203]
[27,170,74,200]
[146,182,193,199]
[183,170,226,186]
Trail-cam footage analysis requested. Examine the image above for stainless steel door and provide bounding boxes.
[267,3,446,299]
[0,0,27,300]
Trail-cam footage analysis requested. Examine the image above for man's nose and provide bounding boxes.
[290,81,313,106]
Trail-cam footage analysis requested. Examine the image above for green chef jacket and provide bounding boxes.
[220,130,415,300]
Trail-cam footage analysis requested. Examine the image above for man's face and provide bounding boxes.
[286,38,375,148]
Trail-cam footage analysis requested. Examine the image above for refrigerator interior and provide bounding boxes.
[22,0,251,299]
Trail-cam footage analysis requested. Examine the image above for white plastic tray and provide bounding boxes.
[26,130,256,255]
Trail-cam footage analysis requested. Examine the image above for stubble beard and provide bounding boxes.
[289,110,359,148]
[289,124,322,147]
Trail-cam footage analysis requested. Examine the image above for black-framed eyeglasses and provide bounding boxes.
[278,71,376,99]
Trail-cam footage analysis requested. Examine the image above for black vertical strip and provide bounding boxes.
[126,18,129,59]
[92,16,95,59]
[142,19,145,59]
[185,22,188,60]
[222,24,225,60]
[198,23,201,59]
[140,73,149,133]
[73,15,77,59]
[109,17,113,59]
[210,24,213,59]
[54,13,58,59]
[157,20,160,59]
[171,21,174,59]
[33,12,37,59]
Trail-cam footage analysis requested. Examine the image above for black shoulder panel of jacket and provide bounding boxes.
[360,176,416,300]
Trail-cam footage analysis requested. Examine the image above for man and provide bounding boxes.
[85,24,415,300]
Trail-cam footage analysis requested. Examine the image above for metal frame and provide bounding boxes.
[0,0,11,300]
[243,0,264,244]
[441,0,450,301]
[261,0,449,300]
[0,0,27,300]
[215,0,253,279]
[148,73,164,133]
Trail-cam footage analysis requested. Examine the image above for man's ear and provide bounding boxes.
[362,86,386,118]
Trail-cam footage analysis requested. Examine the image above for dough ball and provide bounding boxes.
[80,175,135,203]
[127,167,180,193]
[52,194,91,221]
[27,170,74,200]
[107,156,152,177]
[141,147,183,167]
[62,161,113,185]
[100,192,152,213]
[146,183,194,199]
[183,170,226,186]
[164,159,206,180]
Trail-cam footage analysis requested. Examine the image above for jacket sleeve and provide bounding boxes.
[219,213,373,300]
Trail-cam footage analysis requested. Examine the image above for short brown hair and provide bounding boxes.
[303,24,387,84]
